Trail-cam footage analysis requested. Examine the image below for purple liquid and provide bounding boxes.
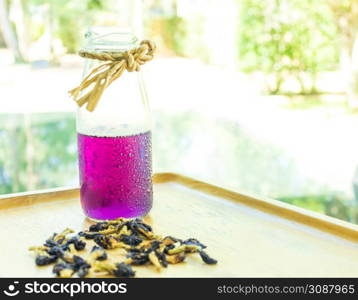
[77,131,152,220]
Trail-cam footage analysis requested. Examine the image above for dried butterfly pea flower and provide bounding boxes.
[138,229,155,239]
[113,263,135,278]
[117,225,131,236]
[30,217,218,278]
[75,240,86,251]
[43,239,58,248]
[135,239,153,250]
[78,231,101,239]
[184,244,202,253]
[92,261,135,278]
[67,244,79,255]
[148,251,162,271]
[125,219,154,239]
[167,243,202,255]
[110,225,131,239]
[29,247,58,266]
[106,218,125,225]
[35,255,58,266]
[126,250,149,265]
[89,222,110,232]
[61,249,80,265]
[96,225,122,235]
[166,252,186,264]
[29,246,49,252]
[127,247,141,254]
[65,236,86,251]
[143,240,161,253]
[162,236,182,246]
[167,244,187,255]
[199,251,217,265]
[73,255,89,268]
[72,255,91,277]
[52,256,91,278]
[183,238,206,249]
[119,234,142,246]
[53,262,74,278]
[164,244,175,254]
[126,242,167,269]
[57,238,66,244]
[91,246,101,252]
[53,228,75,243]
[47,245,65,258]
[154,250,168,268]
[90,246,108,261]
[132,219,153,232]
[77,267,90,278]
[93,235,111,249]
[82,222,129,240]
[94,235,131,250]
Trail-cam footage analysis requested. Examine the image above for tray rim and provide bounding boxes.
[1,172,357,242]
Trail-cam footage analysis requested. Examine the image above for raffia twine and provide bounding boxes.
[69,40,156,112]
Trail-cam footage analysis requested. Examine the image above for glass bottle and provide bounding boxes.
[76,27,152,220]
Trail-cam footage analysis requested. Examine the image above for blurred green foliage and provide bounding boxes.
[146,15,209,62]
[0,113,77,194]
[2,0,358,96]
[29,22,45,42]
[53,0,104,53]
[238,0,340,94]
[4,0,355,95]
[26,0,107,53]
[158,16,186,55]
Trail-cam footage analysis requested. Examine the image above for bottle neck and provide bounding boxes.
[83,27,138,53]
[82,28,139,78]
[77,27,150,137]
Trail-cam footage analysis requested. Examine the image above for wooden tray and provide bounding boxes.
[0,173,357,277]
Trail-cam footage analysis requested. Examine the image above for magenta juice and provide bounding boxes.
[77,131,152,220]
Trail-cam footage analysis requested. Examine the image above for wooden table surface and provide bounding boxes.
[0,173,357,277]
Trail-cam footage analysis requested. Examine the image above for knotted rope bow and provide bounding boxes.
[69,40,156,112]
